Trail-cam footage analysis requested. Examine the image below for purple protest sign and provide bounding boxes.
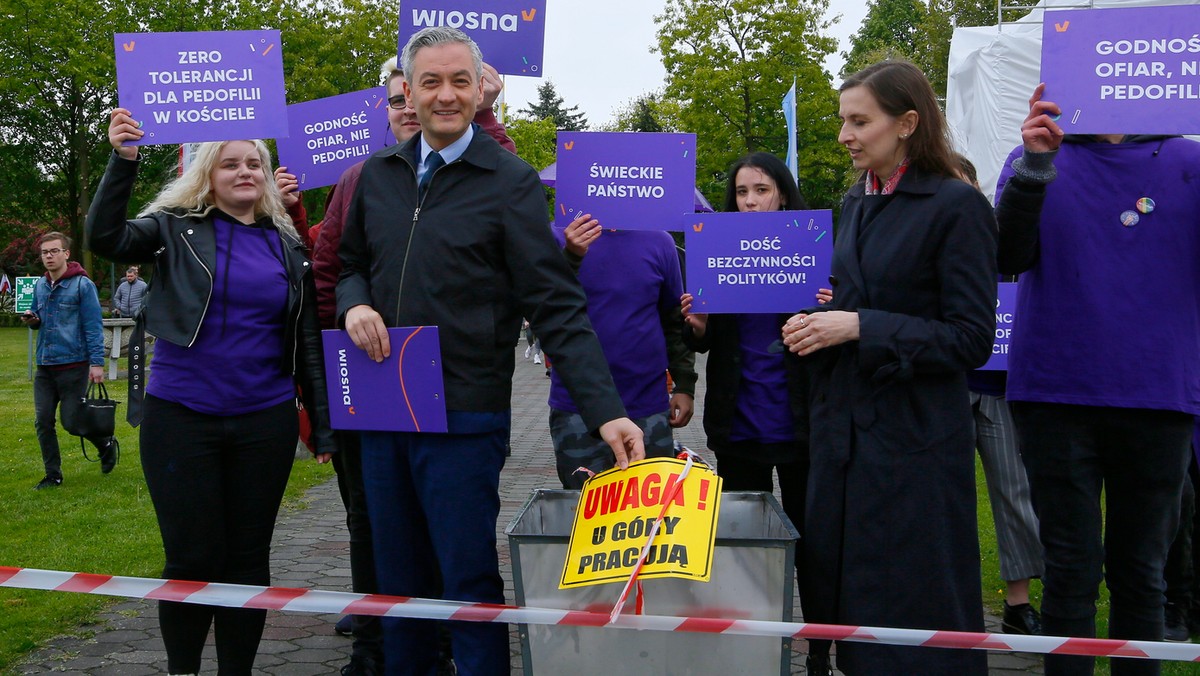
[114,30,287,146]
[397,0,547,77]
[979,282,1017,371]
[554,132,697,232]
[276,88,389,190]
[1041,5,1200,135]
[322,328,448,433]
[683,210,833,314]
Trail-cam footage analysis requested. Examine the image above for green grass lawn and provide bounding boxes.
[0,327,332,673]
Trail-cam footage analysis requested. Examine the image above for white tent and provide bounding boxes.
[945,0,1200,200]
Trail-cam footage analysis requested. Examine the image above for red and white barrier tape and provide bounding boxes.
[3,565,1199,662]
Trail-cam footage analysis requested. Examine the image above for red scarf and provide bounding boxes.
[864,158,909,196]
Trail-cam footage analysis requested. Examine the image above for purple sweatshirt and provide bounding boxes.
[996,137,1200,414]
[547,229,683,418]
[148,217,295,415]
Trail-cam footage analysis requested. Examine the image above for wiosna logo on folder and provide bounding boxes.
[321,327,448,433]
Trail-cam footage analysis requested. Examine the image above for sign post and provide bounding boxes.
[17,276,37,381]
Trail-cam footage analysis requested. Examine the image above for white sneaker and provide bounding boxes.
[533,354,542,364]
[524,345,532,360]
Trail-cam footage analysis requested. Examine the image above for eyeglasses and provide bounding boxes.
[40,248,65,257]
[387,94,408,110]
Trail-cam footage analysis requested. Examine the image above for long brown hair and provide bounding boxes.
[840,60,958,178]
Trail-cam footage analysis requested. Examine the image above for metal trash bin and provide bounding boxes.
[505,489,799,675]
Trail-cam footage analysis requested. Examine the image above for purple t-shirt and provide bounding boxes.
[148,217,295,415]
[729,314,793,444]
[997,138,1200,414]
[547,229,682,418]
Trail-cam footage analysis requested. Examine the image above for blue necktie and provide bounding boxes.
[419,151,445,198]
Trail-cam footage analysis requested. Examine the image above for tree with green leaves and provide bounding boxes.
[655,0,845,209]
[516,81,588,131]
[504,116,558,217]
[0,0,137,270]
[841,0,927,79]
[913,0,1039,97]
[0,0,401,271]
[505,116,558,173]
[604,92,681,133]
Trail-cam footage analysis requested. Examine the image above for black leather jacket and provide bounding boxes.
[86,152,335,455]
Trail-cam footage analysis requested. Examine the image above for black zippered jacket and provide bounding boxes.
[336,127,626,430]
[86,152,336,455]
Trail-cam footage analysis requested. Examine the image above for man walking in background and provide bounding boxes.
[20,231,118,488]
[111,265,146,318]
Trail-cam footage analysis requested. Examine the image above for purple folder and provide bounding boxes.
[322,327,448,433]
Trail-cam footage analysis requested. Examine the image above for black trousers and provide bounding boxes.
[332,430,384,665]
[1165,461,1196,612]
[714,450,824,656]
[1014,402,1192,676]
[34,363,109,478]
[140,394,297,675]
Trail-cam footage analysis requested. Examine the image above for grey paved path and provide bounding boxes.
[14,351,1042,674]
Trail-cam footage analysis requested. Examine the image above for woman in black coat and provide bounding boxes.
[782,61,997,674]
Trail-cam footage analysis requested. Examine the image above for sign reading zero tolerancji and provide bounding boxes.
[1041,5,1200,135]
[397,0,547,77]
[114,30,288,146]
[276,88,390,191]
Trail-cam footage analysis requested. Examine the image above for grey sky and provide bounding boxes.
[499,0,870,127]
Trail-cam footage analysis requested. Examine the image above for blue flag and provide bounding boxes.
[782,79,798,184]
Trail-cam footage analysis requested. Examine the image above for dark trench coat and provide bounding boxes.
[802,168,997,674]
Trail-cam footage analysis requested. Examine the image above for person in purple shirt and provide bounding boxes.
[88,110,335,675]
[549,213,696,487]
[995,84,1200,676]
[679,151,827,673]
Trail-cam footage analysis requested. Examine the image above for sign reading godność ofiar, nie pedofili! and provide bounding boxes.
[1041,4,1200,135]
[276,88,391,190]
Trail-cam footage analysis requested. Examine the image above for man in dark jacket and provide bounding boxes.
[314,54,515,676]
[336,27,644,675]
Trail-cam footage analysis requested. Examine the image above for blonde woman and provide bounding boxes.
[87,108,335,675]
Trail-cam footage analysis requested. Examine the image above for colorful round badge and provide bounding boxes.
[1120,210,1140,227]
[1136,197,1155,214]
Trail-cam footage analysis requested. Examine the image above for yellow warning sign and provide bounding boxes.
[559,457,722,589]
